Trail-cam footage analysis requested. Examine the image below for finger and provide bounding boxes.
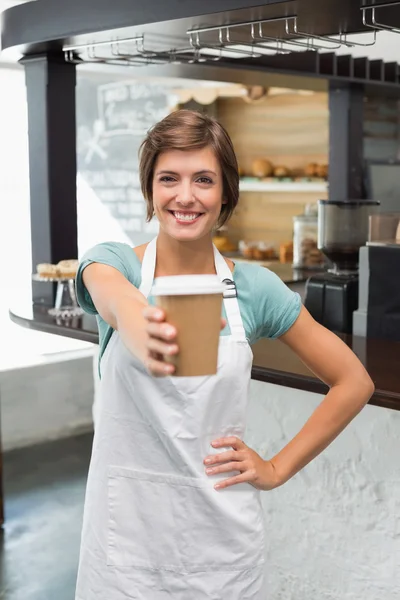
[211,436,246,451]
[204,450,245,466]
[205,461,246,475]
[145,356,175,377]
[214,471,254,490]
[149,349,163,362]
[143,306,166,323]
[146,321,177,342]
[147,338,178,357]
[220,318,227,330]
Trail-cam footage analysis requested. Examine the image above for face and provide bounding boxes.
[152,146,225,241]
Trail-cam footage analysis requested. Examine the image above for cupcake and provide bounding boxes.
[57,259,79,279]
[36,263,59,279]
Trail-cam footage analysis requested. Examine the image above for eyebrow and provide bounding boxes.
[156,170,217,176]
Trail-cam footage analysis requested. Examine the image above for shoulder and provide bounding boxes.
[78,241,141,285]
[234,261,280,289]
[79,240,136,264]
[76,241,142,314]
[234,263,301,340]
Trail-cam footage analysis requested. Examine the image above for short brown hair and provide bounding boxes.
[139,110,239,228]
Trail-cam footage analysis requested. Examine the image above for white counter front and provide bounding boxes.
[245,380,400,599]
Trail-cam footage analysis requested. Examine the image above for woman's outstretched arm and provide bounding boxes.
[82,263,177,375]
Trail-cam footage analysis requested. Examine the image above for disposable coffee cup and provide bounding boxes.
[151,275,226,377]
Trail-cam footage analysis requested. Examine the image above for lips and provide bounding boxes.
[169,210,204,223]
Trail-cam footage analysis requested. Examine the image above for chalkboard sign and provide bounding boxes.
[76,77,175,247]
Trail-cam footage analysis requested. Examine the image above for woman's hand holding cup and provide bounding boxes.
[142,306,226,377]
[142,306,178,376]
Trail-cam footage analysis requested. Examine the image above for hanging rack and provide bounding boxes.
[285,16,350,50]
[188,15,378,54]
[63,11,380,69]
[361,2,400,34]
[255,20,317,51]
[188,16,322,52]
[64,35,157,65]
[64,35,144,54]
[188,26,290,58]
[65,35,200,66]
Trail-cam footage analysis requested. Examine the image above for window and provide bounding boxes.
[0,67,93,369]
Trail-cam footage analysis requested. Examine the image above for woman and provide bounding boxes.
[74,110,374,600]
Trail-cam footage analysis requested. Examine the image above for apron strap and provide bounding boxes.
[139,237,157,298]
[213,245,247,342]
[138,237,247,342]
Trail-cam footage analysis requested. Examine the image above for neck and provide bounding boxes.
[155,230,216,276]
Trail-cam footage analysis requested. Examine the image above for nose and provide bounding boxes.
[176,180,195,206]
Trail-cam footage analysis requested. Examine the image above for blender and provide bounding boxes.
[304,199,379,333]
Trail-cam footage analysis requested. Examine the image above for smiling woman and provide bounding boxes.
[139,109,239,230]
[152,146,223,235]
[74,109,374,600]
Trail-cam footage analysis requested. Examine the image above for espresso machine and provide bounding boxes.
[353,213,400,342]
[304,199,379,334]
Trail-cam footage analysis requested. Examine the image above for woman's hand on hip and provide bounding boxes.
[204,436,281,491]
[142,306,226,377]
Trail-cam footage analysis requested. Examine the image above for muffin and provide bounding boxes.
[36,263,59,278]
[57,259,79,279]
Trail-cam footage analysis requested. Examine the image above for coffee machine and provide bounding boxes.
[304,199,379,334]
[353,213,400,342]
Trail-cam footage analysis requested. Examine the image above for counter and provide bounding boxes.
[222,257,321,284]
[9,298,400,412]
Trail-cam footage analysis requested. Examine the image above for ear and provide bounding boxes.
[222,197,228,205]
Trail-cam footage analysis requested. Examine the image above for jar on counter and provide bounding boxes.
[293,204,325,269]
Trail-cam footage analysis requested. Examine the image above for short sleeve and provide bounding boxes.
[76,241,141,314]
[253,266,302,340]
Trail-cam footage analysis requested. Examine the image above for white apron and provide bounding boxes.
[75,237,265,600]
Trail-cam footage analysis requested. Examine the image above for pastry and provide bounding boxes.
[280,242,293,264]
[251,158,273,178]
[316,164,328,179]
[36,263,59,278]
[273,165,291,178]
[304,163,318,178]
[253,248,265,261]
[57,259,79,279]
[242,247,255,259]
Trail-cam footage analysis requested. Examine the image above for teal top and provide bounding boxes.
[76,241,302,367]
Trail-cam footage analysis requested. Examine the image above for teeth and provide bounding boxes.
[173,212,200,221]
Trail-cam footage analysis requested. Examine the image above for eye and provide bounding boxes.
[159,176,176,183]
[196,176,213,184]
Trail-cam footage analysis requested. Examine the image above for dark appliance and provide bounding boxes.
[353,214,400,342]
[365,161,400,214]
[304,199,379,334]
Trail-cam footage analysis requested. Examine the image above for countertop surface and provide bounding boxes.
[9,301,400,412]
[222,256,323,284]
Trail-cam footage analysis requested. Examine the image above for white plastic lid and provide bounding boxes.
[151,275,226,296]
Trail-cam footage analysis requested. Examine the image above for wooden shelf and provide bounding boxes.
[239,180,328,193]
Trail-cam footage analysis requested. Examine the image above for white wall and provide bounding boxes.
[246,380,400,599]
[0,356,94,450]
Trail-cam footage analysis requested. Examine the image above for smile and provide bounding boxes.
[169,211,204,223]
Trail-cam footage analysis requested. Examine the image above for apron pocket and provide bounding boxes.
[107,465,264,573]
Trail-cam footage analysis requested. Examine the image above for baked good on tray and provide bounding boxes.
[36,263,59,278]
[36,259,79,279]
[57,259,79,279]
